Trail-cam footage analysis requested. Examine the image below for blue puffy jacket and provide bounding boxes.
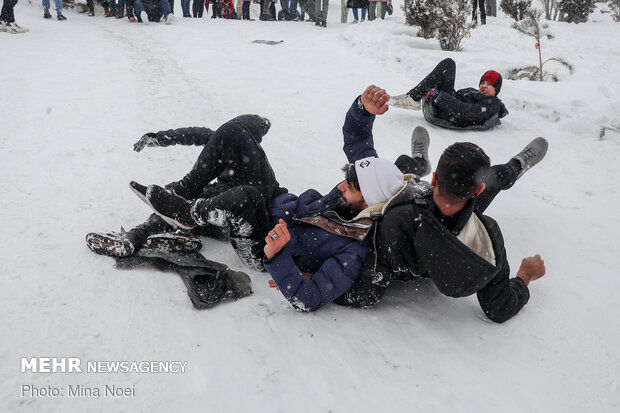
[263,98,378,311]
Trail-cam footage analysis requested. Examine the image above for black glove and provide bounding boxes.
[133,133,160,152]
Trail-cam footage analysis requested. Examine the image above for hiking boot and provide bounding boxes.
[57,13,67,20]
[44,9,52,18]
[116,11,125,18]
[146,231,202,253]
[410,126,431,177]
[146,185,197,230]
[86,232,135,257]
[140,10,149,24]
[88,5,95,16]
[511,137,549,179]
[389,94,421,110]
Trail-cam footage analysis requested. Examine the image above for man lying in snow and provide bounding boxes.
[390,58,509,130]
[87,86,429,311]
[336,130,549,323]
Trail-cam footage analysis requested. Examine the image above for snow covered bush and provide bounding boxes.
[611,0,620,22]
[500,0,532,20]
[558,0,596,22]
[509,8,573,81]
[403,0,440,39]
[403,0,472,51]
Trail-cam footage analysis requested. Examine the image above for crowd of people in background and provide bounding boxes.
[1,0,499,33]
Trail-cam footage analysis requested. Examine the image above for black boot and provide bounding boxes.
[146,185,197,230]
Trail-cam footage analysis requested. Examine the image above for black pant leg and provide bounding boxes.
[1,0,18,23]
[126,214,174,247]
[474,161,519,214]
[174,119,282,200]
[395,154,428,177]
[407,58,457,101]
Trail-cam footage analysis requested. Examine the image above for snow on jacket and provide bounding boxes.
[373,180,530,323]
[263,98,394,312]
[432,87,509,128]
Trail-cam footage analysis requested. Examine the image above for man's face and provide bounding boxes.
[337,180,366,211]
[479,81,496,97]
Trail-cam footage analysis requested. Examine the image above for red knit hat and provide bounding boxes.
[480,70,502,95]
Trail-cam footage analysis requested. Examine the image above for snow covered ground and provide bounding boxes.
[1,1,619,411]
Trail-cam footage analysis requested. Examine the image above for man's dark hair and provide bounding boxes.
[341,164,360,191]
[436,142,490,200]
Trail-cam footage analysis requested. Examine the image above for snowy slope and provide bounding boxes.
[1,2,619,412]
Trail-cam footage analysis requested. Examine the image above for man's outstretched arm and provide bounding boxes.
[342,85,390,163]
[133,127,215,152]
[477,247,545,323]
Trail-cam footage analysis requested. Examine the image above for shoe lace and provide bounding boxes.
[520,147,537,164]
[412,140,426,155]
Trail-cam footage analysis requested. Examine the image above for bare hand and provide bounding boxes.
[264,219,291,259]
[516,254,546,285]
[361,85,390,115]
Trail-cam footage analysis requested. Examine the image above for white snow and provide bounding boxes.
[1,1,619,412]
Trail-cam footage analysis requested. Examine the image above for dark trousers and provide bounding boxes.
[193,0,204,16]
[130,117,282,254]
[134,0,172,20]
[407,58,456,101]
[335,161,519,308]
[472,0,485,19]
[242,0,249,19]
[1,0,18,23]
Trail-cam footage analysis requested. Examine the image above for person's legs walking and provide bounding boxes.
[1,0,17,23]
[368,1,375,20]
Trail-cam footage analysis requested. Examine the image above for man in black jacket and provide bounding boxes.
[390,58,508,129]
[337,135,548,323]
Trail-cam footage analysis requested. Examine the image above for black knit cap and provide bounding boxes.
[480,70,502,95]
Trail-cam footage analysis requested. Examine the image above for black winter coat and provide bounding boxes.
[432,87,509,128]
[347,0,369,8]
[373,181,529,323]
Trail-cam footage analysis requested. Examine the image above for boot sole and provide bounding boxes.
[146,234,202,253]
[86,233,134,257]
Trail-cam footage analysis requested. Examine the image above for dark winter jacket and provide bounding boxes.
[431,87,509,128]
[347,0,370,8]
[264,186,372,311]
[372,180,530,323]
[263,99,386,312]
